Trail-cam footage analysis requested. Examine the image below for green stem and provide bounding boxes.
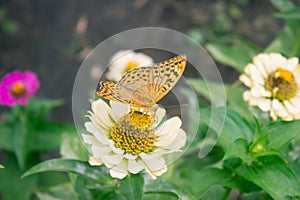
[221,187,232,200]
[290,27,300,57]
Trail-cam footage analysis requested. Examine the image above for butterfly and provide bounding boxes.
[96,54,186,108]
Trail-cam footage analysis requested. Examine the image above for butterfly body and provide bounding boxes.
[96,54,186,108]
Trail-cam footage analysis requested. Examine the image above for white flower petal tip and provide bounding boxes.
[88,156,103,166]
[83,97,186,179]
[110,101,130,121]
[105,50,154,82]
[91,99,113,128]
[154,106,166,126]
[240,52,300,121]
[128,159,144,174]
[109,160,128,179]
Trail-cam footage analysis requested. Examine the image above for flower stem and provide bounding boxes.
[221,187,232,200]
[291,27,300,57]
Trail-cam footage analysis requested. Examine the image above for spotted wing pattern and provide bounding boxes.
[95,82,127,104]
[150,54,186,102]
[96,54,186,107]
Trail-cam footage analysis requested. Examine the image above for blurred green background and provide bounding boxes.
[0,0,285,121]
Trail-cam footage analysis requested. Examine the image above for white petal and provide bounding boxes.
[140,154,166,171]
[243,91,252,101]
[84,122,110,145]
[248,97,267,107]
[124,153,138,160]
[156,117,182,137]
[250,85,271,98]
[154,106,166,127]
[155,129,180,148]
[244,63,253,75]
[255,62,268,79]
[109,143,125,155]
[82,134,99,145]
[270,108,277,121]
[141,155,167,179]
[134,52,154,66]
[293,65,300,81]
[91,145,111,157]
[139,152,160,160]
[249,66,265,86]
[272,99,290,119]
[107,50,153,82]
[92,99,113,128]
[269,53,286,72]
[151,165,167,177]
[284,100,300,114]
[258,99,271,112]
[128,159,144,174]
[106,70,123,82]
[109,160,128,179]
[290,96,300,105]
[163,129,187,152]
[239,75,252,87]
[104,154,124,165]
[110,101,130,121]
[286,57,299,71]
[88,156,103,166]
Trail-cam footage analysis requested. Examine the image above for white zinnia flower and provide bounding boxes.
[106,50,154,81]
[240,53,300,121]
[82,99,186,179]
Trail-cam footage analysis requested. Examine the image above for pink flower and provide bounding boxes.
[0,70,40,107]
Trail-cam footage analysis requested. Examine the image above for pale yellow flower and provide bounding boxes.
[106,50,153,81]
[82,99,186,179]
[240,53,300,121]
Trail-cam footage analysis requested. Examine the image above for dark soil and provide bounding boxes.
[0,0,283,121]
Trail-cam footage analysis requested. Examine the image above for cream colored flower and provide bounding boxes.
[106,50,153,81]
[82,99,186,179]
[240,53,300,121]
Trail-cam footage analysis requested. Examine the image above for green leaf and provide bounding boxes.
[235,155,300,200]
[26,98,64,125]
[224,139,253,163]
[275,8,300,19]
[144,178,191,199]
[0,125,12,150]
[12,117,28,169]
[35,183,77,200]
[142,192,178,200]
[0,164,4,168]
[265,26,294,56]
[263,120,300,150]
[206,43,253,73]
[188,78,252,120]
[187,78,226,104]
[178,168,258,198]
[28,98,64,110]
[22,159,113,184]
[0,155,37,200]
[200,108,254,150]
[60,133,89,161]
[270,0,295,12]
[237,39,262,57]
[118,174,144,200]
[1,19,18,34]
[74,176,94,200]
[199,186,228,200]
[31,123,76,151]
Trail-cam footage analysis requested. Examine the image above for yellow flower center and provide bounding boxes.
[11,82,26,98]
[265,67,297,100]
[123,61,139,73]
[110,108,156,155]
